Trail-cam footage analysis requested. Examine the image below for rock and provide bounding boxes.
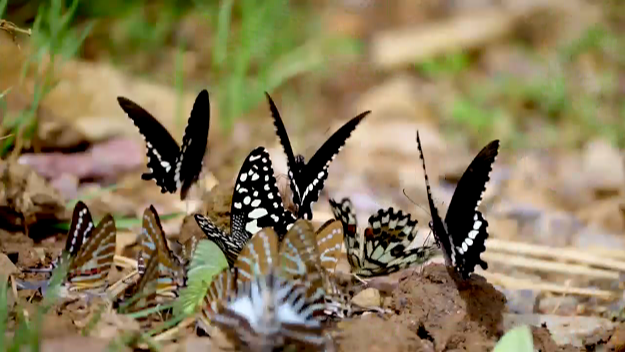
[352,288,382,307]
[503,313,615,347]
[538,296,579,315]
[582,139,625,196]
[499,288,538,314]
[0,253,18,277]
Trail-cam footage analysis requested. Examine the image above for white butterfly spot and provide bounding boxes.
[240,173,248,182]
[243,196,251,205]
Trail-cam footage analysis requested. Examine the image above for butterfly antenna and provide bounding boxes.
[402,188,431,217]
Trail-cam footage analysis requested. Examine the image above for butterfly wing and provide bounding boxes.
[199,267,237,329]
[65,201,95,258]
[124,253,160,312]
[329,198,362,270]
[139,206,185,295]
[230,147,296,243]
[179,90,211,200]
[315,219,344,273]
[444,139,499,279]
[234,227,280,286]
[117,96,180,194]
[416,131,454,266]
[360,208,435,277]
[279,220,326,316]
[66,214,116,292]
[194,214,242,268]
[265,93,301,208]
[298,111,370,220]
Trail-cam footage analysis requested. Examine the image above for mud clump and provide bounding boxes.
[387,264,506,351]
[337,315,430,352]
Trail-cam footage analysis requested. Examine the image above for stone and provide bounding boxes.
[352,288,382,308]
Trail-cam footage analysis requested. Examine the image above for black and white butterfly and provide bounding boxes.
[416,131,499,280]
[329,198,436,277]
[117,89,211,200]
[194,147,296,267]
[266,93,370,220]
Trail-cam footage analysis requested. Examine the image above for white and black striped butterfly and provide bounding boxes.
[416,131,499,280]
[117,89,211,200]
[194,147,296,267]
[329,198,436,277]
[266,93,370,220]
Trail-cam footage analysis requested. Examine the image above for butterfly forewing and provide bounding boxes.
[66,214,116,292]
[234,228,280,285]
[117,96,180,194]
[138,206,185,295]
[125,254,160,312]
[65,201,95,258]
[200,268,236,327]
[329,198,363,270]
[315,219,344,273]
[179,90,210,199]
[267,92,369,220]
[279,220,326,316]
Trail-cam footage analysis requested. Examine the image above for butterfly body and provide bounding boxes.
[194,147,296,267]
[416,131,499,280]
[266,93,370,220]
[117,89,211,199]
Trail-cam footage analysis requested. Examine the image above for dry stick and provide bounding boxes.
[114,255,138,269]
[480,271,615,299]
[586,246,625,262]
[106,269,139,299]
[482,252,620,280]
[152,317,196,342]
[486,238,625,272]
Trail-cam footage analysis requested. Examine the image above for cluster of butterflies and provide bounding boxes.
[18,89,500,351]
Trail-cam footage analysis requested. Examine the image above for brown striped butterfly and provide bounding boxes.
[197,267,236,334]
[136,206,185,301]
[315,219,344,273]
[61,201,117,295]
[329,198,437,277]
[209,220,329,350]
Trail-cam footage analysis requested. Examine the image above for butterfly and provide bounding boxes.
[121,253,161,313]
[136,206,186,300]
[197,267,236,334]
[211,220,328,351]
[314,219,344,273]
[61,201,117,294]
[266,93,370,220]
[194,147,296,267]
[329,198,436,278]
[416,131,499,280]
[117,89,211,200]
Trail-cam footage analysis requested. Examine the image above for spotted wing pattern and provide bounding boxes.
[330,198,435,277]
[137,206,185,298]
[416,131,499,279]
[117,89,210,199]
[195,147,296,267]
[267,92,370,220]
[65,213,117,293]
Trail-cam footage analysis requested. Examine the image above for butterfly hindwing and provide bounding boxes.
[329,198,362,270]
[194,215,241,267]
[117,90,211,199]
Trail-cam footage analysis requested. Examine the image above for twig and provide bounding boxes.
[106,269,138,299]
[0,19,31,49]
[152,317,195,342]
[482,252,620,280]
[114,255,138,269]
[486,238,625,272]
[480,271,615,299]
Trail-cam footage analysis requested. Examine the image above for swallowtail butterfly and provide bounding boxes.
[211,221,328,350]
[194,147,296,267]
[136,206,186,299]
[62,201,117,294]
[266,93,370,220]
[315,219,344,273]
[197,267,236,333]
[329,198,436,277]
[117,89,211,200]
[416,131,499,279]
[122,253,161,313]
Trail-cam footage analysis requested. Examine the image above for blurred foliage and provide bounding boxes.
[417,17,625,149]
[1,0,93,157]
